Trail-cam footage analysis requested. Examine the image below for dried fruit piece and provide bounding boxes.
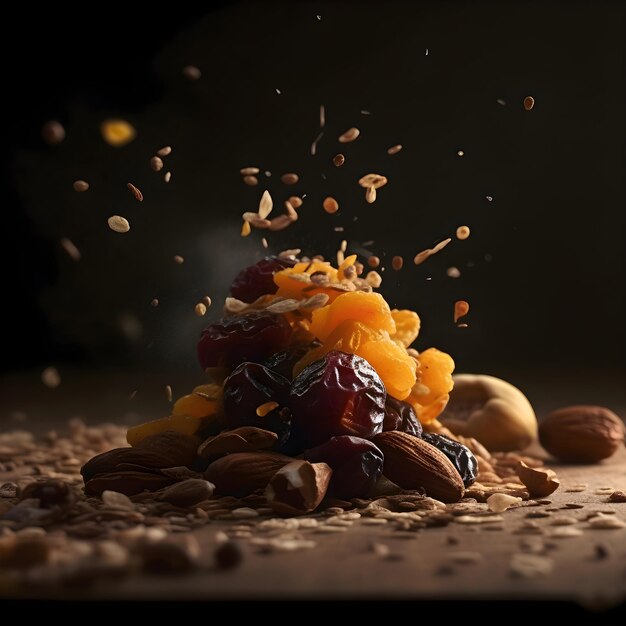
[230,256,297,303]
[539,406,624,463]
[516,461,560,497]
[383,396,423,436]
[265,460,332,515]
[126,415,208,447]
[390,309,420,347]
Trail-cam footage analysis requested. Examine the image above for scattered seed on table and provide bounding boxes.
[150,298,159,307]
[126,182,144,202]
[387,144,403,155]
[454,300,470,324]
[73,180,89,192]
[456,225,471,240]
[338,127,360,143]
[101,119,136,147]
[323,197,339,214]
[195,303,207,317]
[243,175,258,186]
[281,173,299,185]
[157,146,172,157]
[150,156,164,172]
[524,96,535,111]
[173,255,184,265]
[41,120,65,145]
[333,153,345,167]
[391,256,404,271]
[447,266,461,278]
[41,367,61,389]
[182,65,201,80]
[60,238,81,261]
[107,215,130,233]
[589,516,626,530]
[165,385,173,402]
[164,172,172,183]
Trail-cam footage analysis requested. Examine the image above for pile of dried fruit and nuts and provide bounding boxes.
[80,254,626,513]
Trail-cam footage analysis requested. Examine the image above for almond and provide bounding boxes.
[539,406,624,463]
[372,431,464,503]
[265,460,332,515]
[81,447,182,482]
[198,427,278,461]
[516,461,560,497]
[135,431,200,467]
[205,451,293,497]
[159,479,215,507]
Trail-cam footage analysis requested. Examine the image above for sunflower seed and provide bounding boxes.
[107,215,130,233]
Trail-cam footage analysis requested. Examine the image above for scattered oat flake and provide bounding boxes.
[41,366,61,389]
[524,96,535,111]
[256,401,279,417]
[334,226,344,232]
[456,225,470,240]
[157,146,172,157]
[281,173,299,185]
[165,385,173,402]
[240,167,260,176]
[360,110,371,115]
[338,127,360,143]
[487,493,522,513]
[101,119,136,147]
[510,554,553,578]
[164,171,172,183]
[454,300,470,324]
[73,180,89,192]
[195,303,207,317]
[413,237,452,265]
[60,237,81,261]
[150,298,159,307]
[455,515,504,524]
[126,182,144,202]
[241,221,251,238]
[387,144,403,155]
[182,65,201,80]
[258,190,273,219]
[243,175,258,186]
[107,215,130,233]
[173,255,184,264]
[102,490,134,510]
[589,516,626,529]
[275,88,281,95]
[269,215,294,231]
[550,526,583,538]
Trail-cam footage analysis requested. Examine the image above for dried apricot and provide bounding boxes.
[390,309,420,347]
[127,414,206,447]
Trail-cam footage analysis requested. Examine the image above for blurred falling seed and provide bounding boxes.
[72,180,89,192]
[311,132,324,155]
[387,144,403,155]
[456,225,471,240]
[157,146,172,157]
[268,215,293,231]
[288,196,303,208]
[195,303,207,317]
[241,221,252,237]
[150,156,164,172]
[164,171,171,183]
[281,173,299,185]
[323,197,339,214]
[243,175,259,186]
[165,385,173,402]
[368,256,380,268]
[392,256,404,271]
[446,266,461,278]
[261,237,268,249]
[150,299,159,307]
[41,367,61,389]
[454,300,470,324]
[333,154,345,167]
[101,119,136,147]
[41,120,65,145]
[320,104,325,128]
[201,296,212,308]
[358,173,388,189]
[338,127,360,143]
[59,238,81,261]
[240,167,260,176]
[107,215,130,233]
[523,96,535,111]
[173,255,184,264]
[126,182,144,202]
[182,65,202,80]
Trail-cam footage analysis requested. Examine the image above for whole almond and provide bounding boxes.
[372,431,464,503]
[135,431,200,467]
[159,479,215,506]
[206,452,293,497]
[198,427,278,461]
[539,406,624,463]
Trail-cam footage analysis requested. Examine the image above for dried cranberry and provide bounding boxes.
[263,342,321,380]
[422,433,478,487]
[197,311,292,370]
[383,396,423,437]
[223,362,291,445]
[304,436,384,498]
[289,351,386,448]
[230,256,297,303]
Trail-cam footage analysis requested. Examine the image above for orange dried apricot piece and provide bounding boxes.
[416,348,455,406]
[390,309,420,347]
[273,261,339,301]
[172,393,219,418]
[127,414,206,447]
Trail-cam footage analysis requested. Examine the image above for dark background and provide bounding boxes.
[1,1,625,382]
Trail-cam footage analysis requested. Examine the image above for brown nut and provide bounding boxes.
[265,460,332,515]
[440,374,538,452]
[197,427,278,461]
[516,461,560,497]
[539,405,624,463]
[372,431,464,503]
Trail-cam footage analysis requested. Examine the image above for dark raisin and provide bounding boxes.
[383,396,423,437]
[263,341,321,380]
[421,433,478,487]
[230,256,297,303]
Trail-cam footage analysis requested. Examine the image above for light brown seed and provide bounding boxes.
[126,182,144,202]
[447,266,461,278]
[195,303,207,317]
[323,197,339,214]
[107,215,130,233]
[173,255,184,264]
[523,96,535,111]
[182,65,201,80]
[387,144,403,155]
[288,196,303,208]
[164,171,172,183]
[73,180,89,192]
[365,187,376,203]
[454,300,470,324]
[338,127,360,143]
[333,153,345,167]
[60,238,81,261]
[392,256,404,271]
[368,256,380,268]
[42,120,65,145]
[201,296,212,308]
[150,156,164,172]
[258,190,273,219]
[320,104,325,128]
[165,385,173,402]
[241,221,252,236]
[101,119,136,147]
[457,150,464,157]
[240,167,260,176]
[41,366,61,389]
[157,146,172,157]
[243,175,259,186]
[358,173,388,189]
[456,225,470,240]
[150,298,159,307]
[281,173,299,185]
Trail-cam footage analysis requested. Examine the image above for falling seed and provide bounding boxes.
[195,302,207,317]
[446,266,461,278]
[340,239,348,253]
[288,196,303,209]
[338,127,360,143]
[523,96,535,111]
[107,215,130,233]
[368,256,380,268]
[72,180,89,192]
[486,195,493,202]
[358,173,388,189]
[311,132,324,156]
[387,144,403,155]
[365,187,377,203]
[334,226,344,232]
[126,182,144,202]
[360,110,371,115]
[101,119,136,147]
[391,256,404,271]
[173,255,184,264]
[150,156,164,172]
[333,153,345,167]
[454,300,470,324]
[201,296,212,308]
[457,150,464,157]
[261,237,268,248]
[59,237,81,261]
[41,120,65,145]
[320,104,326,128]
[497,98,506,106]
[129,390,138,400]
[413,238,452,265]
[241,221,252,237]
[316,14,321,20]
[265,171,272,177]
[240,167,260,176]
[323,197,339,214]
[243,175,258,186]
[164,171,171,183]
[150,298,159,307]
[425,48,429,56]
[258,190,273,219]
[165,385,173,402]
[157,146,172,157]
[41,366,61,389]
[456,225,471,240]
[182,65,201,80]
[281,173,299,185]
